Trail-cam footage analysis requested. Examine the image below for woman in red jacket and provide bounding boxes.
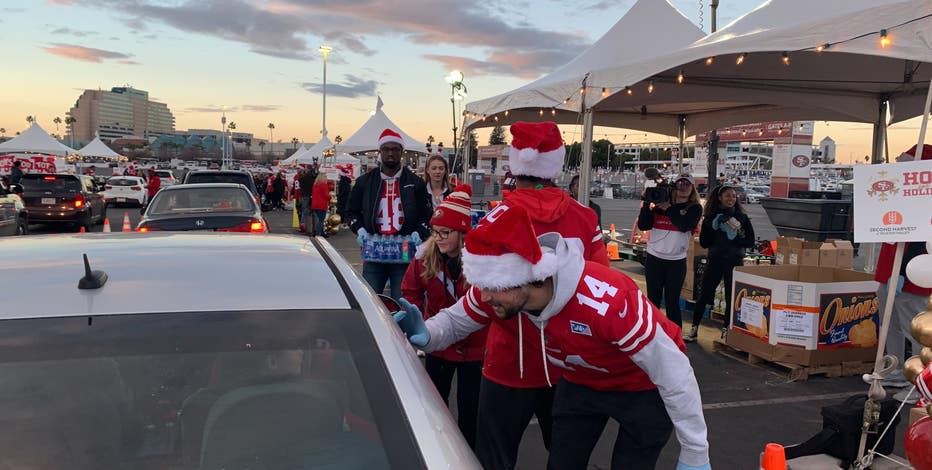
[311,172,331,237]
[401,184,486,449]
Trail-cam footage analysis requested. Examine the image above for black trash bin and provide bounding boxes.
[760,196,852,241]
[469,171,486,197]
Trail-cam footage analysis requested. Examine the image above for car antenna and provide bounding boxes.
[78,253,108,290]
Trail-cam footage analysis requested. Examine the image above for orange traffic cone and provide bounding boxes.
[606,243,620,261]
[121,212,132,232]
[78,225,86,233]
[102,217,111,233]
[760,443,786,470]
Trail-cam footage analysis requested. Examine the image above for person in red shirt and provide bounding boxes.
[310,172,331,237]
[395,206,710,470]
[401,184,486,449]
[145,168,161,204]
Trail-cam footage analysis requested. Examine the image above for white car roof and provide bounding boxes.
[0,233,350,319]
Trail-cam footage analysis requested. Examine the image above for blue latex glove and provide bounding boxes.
[675,462,711,470]
[896,275,905,293]
[711,214,724,231]
[410,231,422,245]
[356,228,369,247]
[392,297,430,347]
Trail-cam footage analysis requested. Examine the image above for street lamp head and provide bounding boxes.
[446,70,464,84]
[319,45,332,55]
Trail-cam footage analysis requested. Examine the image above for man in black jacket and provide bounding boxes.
[347,128,432,299]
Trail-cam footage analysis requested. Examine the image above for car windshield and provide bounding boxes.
[21,175,81,192]
[107,178,139,187]
[157,171,174,179]
[0,309,420,469]
[149,187,255,215]
[186,174,251,187]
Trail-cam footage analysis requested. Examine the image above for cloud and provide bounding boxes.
[117,59,140,65]
[185,106,228,113]
[60,0,591,77]
[42,43,134,63]
[51,27,98,37]
[301,74,378,98]
[184,104,281,113]
[241,105,282,112]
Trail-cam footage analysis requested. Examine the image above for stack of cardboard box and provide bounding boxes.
[775,237,854,269]
[681,236,707,301]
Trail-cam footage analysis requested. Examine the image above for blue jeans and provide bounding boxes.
[362,261,409,300]
[314,209,327,236]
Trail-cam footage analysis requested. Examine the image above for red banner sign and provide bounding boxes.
[0,155,58,175]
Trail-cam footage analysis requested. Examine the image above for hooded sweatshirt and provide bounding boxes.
[425,233,710,467]
[431,186,609,388]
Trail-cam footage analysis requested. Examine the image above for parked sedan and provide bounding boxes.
[19,173,107,230]
[0,183,27,236]
[138,183,268,233]
[0,233,479,469]
[102,176,148,207]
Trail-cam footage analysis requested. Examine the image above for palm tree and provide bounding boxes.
[245,140,252,158]
[427,135,435,153]
[0,128,5,138]
[26,116,34,124]
[291,137,299,150]
[53,116,62,133]
[64,116,77,148]
[267,123,275,156]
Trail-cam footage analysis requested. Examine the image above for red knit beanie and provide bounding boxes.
[430,184,473,232]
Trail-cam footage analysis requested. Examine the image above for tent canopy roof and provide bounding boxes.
[0,122,77,156]
[340,97,426,153]
[78,136,123,159]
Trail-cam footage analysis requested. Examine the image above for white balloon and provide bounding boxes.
[905,253,932,289]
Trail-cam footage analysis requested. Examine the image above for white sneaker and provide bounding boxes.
[720,327,728,340]
[684,325,699,342]
[893,388,918,404]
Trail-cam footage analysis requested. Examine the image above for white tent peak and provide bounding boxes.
[340,98,426,153]
[78,136,123,159]
[0,122,77,156]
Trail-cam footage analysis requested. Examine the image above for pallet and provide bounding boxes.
[712,340,874,382]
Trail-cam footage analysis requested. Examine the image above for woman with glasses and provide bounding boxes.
[636,173,703,334]
[423,155,451,212]
[401,185,486,449]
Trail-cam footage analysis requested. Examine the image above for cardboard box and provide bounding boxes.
[909,406,929,426]
[775,236,791,265]
[819,243,838,267]
[728,265,880,366]
[786,238,822,266]
[832,240,854,269]
[682,237,708,296]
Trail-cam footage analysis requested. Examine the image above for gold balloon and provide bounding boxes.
[904,355,925,384]
[922,347,932,367]
[911,311,932,348]
[327,214,342,225]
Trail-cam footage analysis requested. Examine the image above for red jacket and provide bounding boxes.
[311,181,330,210]
[402,254,486,362]
[146,175,161,198]
[875,242,931,296]
[463,187,609,387]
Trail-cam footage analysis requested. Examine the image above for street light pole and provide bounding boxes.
[445,70,466,173]
[319,46,332,140]
[221,106,228,169]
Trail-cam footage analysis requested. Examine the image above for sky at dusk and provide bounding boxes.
[0,0,925,163]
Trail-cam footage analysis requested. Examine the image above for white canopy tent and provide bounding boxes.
[281,135,337,166]
[0,122,77,156]
[77,136,124,160]
[281,144,311,165]
[339,97,426,154]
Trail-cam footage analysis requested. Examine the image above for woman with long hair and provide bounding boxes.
[310,172,331,237]
[636,174,702,332]
[687,184,756,341]
[423,155,451,211]
[401,184,486,449]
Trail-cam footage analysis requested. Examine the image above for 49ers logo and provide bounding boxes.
[866,171,900,202]
[792,155,810,168]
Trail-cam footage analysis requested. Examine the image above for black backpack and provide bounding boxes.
[784,394,901,467]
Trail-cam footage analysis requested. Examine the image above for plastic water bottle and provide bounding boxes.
[362,235,373,260]
[372,235,383,261]
[401,236,410,262]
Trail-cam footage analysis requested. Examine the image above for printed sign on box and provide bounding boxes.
[819,292,880,348]
[853,159,932,242]
[732,281,772,339]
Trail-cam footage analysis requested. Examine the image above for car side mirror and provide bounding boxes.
[376,294,401,313]
[8,184,23,195]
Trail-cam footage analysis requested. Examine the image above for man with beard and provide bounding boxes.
[394,206,710,470]
[347,128,432,300]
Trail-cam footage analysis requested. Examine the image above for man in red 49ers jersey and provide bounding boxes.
[394,205,710,470]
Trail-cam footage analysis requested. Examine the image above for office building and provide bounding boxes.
[67,86,175,145]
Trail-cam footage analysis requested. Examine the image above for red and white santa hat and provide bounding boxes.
[463,205,558,290]
[916,363,932,403]
[378,128,405,149]
[508,121,565,179]
[431,184,473,233]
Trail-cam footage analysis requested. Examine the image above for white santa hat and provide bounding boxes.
[508,121,565,179]
[378,128,405,149]
[462,205,558,290]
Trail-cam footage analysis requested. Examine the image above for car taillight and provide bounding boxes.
[74,194,84,208]
[131,186,141,190]
[43,176,56,181]
[216,220,266,233]
[105,185,113,190]
[138,226,161,232]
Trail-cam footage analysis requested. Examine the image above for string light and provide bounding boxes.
[504,110,509,117]
[816,43,830,52]
[880,29,890,48]
[601,87,608,97]
[676,69,684,84]
[539,109,544,116]
[625,86,633,95]
[705,56,714,65]
[563,98,569,105]
[648,80,654,94]
[580,87,586,94]
[494,115,499,122]
[781,51,790,65]
[736,53,747,65]
[551,108,556,116]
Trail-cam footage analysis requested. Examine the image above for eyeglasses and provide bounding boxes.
[675,180,692,189]
[431,229,454,240]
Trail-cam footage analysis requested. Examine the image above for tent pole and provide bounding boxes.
[678,114,686,174]
[870,98,888,164]
[579,109,594,207]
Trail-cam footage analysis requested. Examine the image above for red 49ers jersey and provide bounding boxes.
[376,178,403,234]
[542,262,686,391]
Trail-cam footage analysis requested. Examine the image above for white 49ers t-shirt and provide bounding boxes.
[377,173,404,234]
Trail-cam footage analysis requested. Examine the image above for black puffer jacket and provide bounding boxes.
[347,167,432,240]
[698,207,755,264]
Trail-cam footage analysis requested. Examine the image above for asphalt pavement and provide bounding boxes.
[24,197,912,469]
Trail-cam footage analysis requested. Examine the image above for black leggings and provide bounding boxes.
[690,257,737,328]
[644,254,686,327]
